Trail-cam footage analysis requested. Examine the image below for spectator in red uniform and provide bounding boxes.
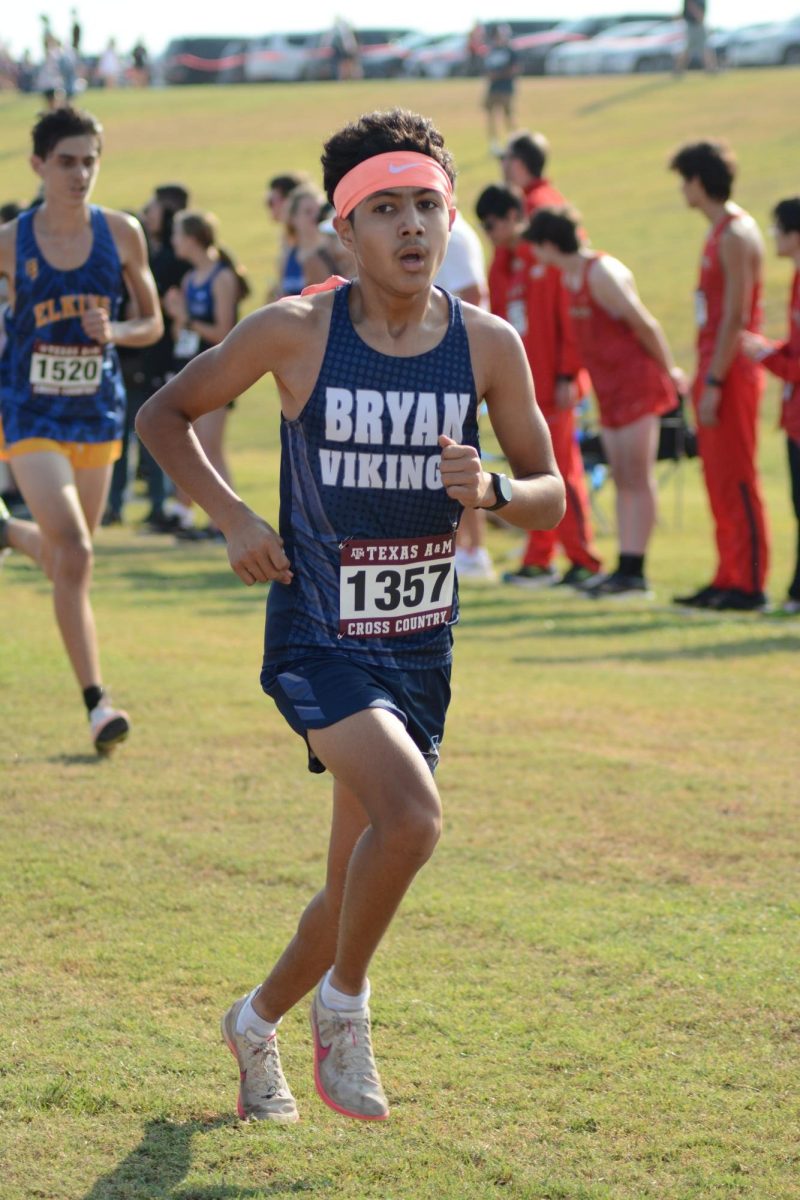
[669,140,769,611]
[476,185,601,589]
[527,206,686,599]
[500,132,565,216]
[741,197,800,614]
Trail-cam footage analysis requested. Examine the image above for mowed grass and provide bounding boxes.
[1,73,799,1200]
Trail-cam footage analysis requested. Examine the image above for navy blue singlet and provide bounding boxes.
[264,283,481,672]
[0,206,126,446]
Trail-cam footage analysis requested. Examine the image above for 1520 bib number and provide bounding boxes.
[30,342,103,396]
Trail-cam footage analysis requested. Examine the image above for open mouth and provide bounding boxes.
[398,247,426,267]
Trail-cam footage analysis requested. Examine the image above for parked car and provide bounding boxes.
[162,37,249,85]
[545,20,666,75]
[405,33,472,78]
[515,14,666,74]
[727,15,800,66]
[242,32,323,83]
[361,30,422,77]
[598,20,686,73]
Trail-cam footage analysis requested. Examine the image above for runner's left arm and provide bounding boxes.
[81,212,162,347]
[439,312,565,531]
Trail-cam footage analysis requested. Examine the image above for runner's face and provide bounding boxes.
[341,187,451,290]
[480,212,518,249]
[266,188,289,223]
[142,196,164,237]
[531,241,557,267]
[680,176,703,209]
[502,155,528,189]
[32,134,100,206]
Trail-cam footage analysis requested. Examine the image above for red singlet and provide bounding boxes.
[567,253,674,429]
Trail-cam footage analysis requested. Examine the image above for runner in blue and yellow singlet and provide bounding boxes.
[0,106,161,752]
[137,108,564,1125]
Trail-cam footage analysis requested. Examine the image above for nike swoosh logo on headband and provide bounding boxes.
[388,163,420,174]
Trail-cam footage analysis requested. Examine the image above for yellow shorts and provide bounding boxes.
[0,433,121,469]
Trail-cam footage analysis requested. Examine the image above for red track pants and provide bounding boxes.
[523,407,602,572]
[694,371,769,592]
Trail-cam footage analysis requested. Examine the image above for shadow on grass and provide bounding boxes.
[47,752,102,765]
[82,1117,324,1199]
[515,633,800,664]
[576,76,675,116]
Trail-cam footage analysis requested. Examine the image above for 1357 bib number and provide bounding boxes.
[30,342,103,396]
[339,533,455,639]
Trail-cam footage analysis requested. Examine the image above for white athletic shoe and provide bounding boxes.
[455,546,496,581]
[310,981,389,1120]
[89,703,130,755]
[0,496,10,566]
[220,995,299,1123]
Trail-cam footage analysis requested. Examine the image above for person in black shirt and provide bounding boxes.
[674,0,718,74]
[483,25,518,154]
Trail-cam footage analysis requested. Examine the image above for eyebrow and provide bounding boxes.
[366,188,441,201]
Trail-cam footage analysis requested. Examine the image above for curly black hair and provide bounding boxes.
[32,106,103,160]
[321,109,455,211]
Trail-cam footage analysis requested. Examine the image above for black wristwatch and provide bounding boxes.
[483,472,512,511]
[705,374,724,388]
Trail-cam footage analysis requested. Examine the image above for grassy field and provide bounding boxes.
[1,72,799,1200]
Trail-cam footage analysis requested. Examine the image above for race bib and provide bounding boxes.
[506,300,528,336]
[29,342,102,396]
[339,533,455,639]
[694,289,708,329]
[174,327,201,360]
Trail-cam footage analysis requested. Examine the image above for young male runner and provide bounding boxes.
[669,140,769,611]
[476,184,601,589]
[137,108,564,1123]
[741,197,800,614]
[527,205,685,598]
[0,106,161,751]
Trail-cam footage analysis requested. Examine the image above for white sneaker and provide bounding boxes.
[455,547,496,581]
[220,995,299,1123]
[310,980,388,1120]
[89,703,130,755]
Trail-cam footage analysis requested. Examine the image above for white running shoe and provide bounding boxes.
[0,496,10,566]
[89,703,130,755]
[455,546,496,581]
[220,995,299,1123]
[310,980,389,1121]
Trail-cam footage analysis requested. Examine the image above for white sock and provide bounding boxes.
[321,969,370,1013]
[235,987,280,1040]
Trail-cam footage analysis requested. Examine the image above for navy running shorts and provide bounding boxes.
[261,653,451,775]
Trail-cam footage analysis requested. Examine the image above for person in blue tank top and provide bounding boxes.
[0,107,162,753]
[138,108,564,1124]
[163,209,249,538]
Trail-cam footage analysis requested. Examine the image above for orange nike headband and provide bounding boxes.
[333,151,454,220]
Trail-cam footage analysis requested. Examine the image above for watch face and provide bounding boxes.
[497,473,513,504]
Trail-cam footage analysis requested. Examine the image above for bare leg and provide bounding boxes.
[254,780,370,1022]
[11,452,111,689]
[256,707,442,1012]
[601,415,660,556]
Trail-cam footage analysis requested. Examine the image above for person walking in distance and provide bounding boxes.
[669,140,769,611]
[0,107,161,751]
[137,107,563,1123]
